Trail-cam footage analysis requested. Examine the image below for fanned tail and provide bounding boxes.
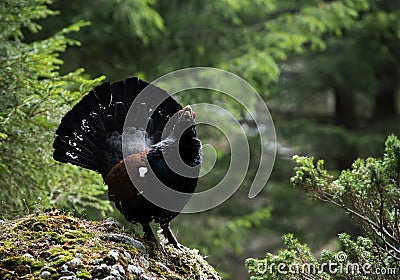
[53,77,182,178]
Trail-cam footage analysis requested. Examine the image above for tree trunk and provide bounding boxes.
[333,85,357,129]
[372,83,398,120]
[372,60,398,120]
[331,84,358,169]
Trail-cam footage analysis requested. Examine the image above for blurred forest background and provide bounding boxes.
[1,0,400,278]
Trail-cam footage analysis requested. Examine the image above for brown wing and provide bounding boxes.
[104,151,148,201]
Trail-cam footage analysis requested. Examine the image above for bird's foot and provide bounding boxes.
[158,223,186,249]
[142,223,173,263]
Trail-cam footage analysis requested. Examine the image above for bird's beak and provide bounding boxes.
[183,105,193,117]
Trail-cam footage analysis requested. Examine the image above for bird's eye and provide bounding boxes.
[193,111,196,119]
[178,110,183,116]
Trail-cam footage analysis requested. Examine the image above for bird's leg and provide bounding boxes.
[142,223,157,245]
[142,223,170,261]
[160,223,181,248]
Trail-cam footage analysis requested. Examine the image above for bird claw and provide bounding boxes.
[169,242,186,250]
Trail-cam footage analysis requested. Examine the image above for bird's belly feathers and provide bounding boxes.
[104,152,198,224]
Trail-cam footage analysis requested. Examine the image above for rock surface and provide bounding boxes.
[0,212,221,279]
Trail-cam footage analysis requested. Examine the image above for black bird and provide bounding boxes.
[53,77,201,246]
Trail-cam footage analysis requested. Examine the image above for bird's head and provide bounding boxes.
[170,105,197,140]
[177,105,196,124]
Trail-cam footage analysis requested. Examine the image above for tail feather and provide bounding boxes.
[105,113,121,133]
[56,106,100,148]
[93,82,111,107]
[54,136,94,158]
[76,94,107,131]
[55,119,98,150]
[53,138,97,169]
[114,102,127,126]
[53,77,182,177]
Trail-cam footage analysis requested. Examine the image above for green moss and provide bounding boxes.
[1,256,23,270]
[0,212,220,279]
[30,260,45,270]
[0,240,12,254]
[148,259,169,276]
[118,243,140,256]
[17,214,48,231]
[64,229,92,244]
[76,268,92,279]
[1,256,45,277]
[49,250,73,266]
[46,231,67,243]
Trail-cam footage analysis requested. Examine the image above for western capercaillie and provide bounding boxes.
[53,77,201,246]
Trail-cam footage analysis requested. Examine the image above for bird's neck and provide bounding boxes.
[151,136,201,166]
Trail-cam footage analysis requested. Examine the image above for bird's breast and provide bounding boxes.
[104,151,148,201]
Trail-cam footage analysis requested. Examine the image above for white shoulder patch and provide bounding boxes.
[138,167,148,178]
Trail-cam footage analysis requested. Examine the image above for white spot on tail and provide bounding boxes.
[138,167,148,178]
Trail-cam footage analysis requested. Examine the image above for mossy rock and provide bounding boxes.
[0,211,221,279]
